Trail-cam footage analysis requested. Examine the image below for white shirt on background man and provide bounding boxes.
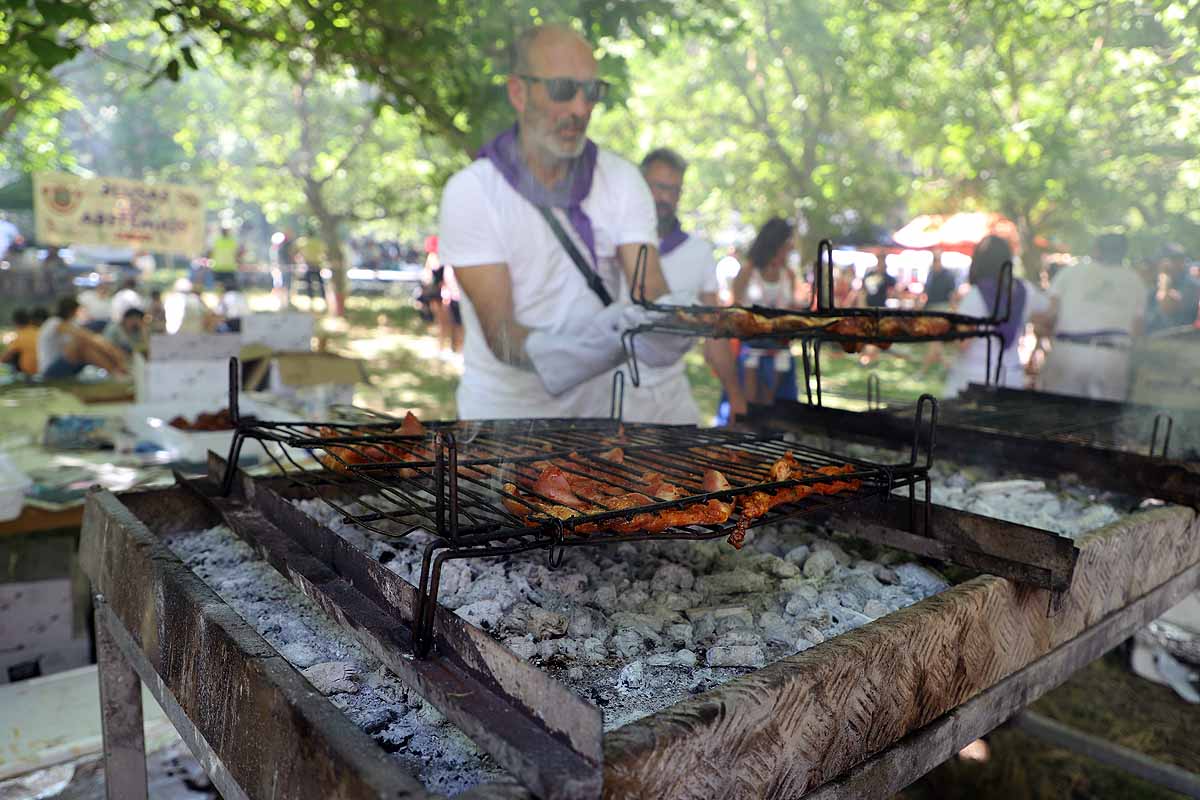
[1047,260,1147,336]
[77,288,111,324]
[1037,260,1147,401]
[36,316,68,374]
[439,148,656,420]
[0,219,18,258]
[111,287,144,322]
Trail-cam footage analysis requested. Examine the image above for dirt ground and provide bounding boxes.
[903,649,1200,800]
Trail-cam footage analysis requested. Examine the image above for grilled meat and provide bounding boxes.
[727,461,860,548]
[906,316,952,337]
[314,412,429,476]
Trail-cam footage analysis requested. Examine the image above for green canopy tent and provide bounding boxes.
[0,175,34,210]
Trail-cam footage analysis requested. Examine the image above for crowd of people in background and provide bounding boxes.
[4,165,1198,412]
[711,225,1199,406]
[0,267,257,380]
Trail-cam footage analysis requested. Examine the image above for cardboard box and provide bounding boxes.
[268,352,367,418]
[133,353,232,405]
[241,311,316,352]
[135,332,242,405]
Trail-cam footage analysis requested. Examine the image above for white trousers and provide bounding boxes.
[620,371,702,425]
[1039,341,1132,402]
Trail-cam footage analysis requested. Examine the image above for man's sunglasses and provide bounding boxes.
[519,75,610,103]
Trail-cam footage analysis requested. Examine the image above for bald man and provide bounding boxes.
[438,24,679,420]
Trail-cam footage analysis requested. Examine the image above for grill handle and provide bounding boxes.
[813,239,835,312]
[910,394,938,470]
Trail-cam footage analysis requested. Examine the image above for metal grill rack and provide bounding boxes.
[621,239,1015,398]
[216,360,938,656]
[852,381,1189,460]
[755,381,1200,513]
[944,384,1188,458]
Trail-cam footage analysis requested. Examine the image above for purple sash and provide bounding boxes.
[477,125,599,266]
[660,218,689,256]
[979,277,1027,348]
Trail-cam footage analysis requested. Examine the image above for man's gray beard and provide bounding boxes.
[526,119,587,161]
[549,129,587,159]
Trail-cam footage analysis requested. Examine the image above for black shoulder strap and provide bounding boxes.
[538,206,613,307]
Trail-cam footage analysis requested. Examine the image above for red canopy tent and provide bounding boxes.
[892,212,1021,255]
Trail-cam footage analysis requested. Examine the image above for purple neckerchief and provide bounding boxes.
[659,217,689,256]
[477,125,598,266]
[978,277,1027,349]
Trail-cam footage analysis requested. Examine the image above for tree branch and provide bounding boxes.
[719,49,810,195]
[318,113,379,186]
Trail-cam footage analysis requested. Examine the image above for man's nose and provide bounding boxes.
[565,87,592,115]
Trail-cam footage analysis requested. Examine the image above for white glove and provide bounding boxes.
[525,303,627,396]
[621,302,694,368]
[633,329,695,367]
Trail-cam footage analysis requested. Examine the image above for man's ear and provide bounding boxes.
[507,75,526,114]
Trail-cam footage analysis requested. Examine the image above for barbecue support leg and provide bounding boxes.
[95,599,148,800]
[1012,711,1200,799]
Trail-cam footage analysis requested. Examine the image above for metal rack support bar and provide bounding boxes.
[1012,711,1200,798]
[821,497,1079,592]
[95,603,150,800]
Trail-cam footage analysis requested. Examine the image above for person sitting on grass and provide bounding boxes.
[37,297,129,379]
[103,307,146,355]
[2,309,42,375]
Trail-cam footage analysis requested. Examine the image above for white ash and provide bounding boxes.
[161,525,512,796]
[928,472,1125,539]
[818,439,1139,541]
[293,498,949,731]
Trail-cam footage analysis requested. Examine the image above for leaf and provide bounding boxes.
[165,58,181,83]
[27,36,77,69]
[181,46,198,71]
[34,0,95,26]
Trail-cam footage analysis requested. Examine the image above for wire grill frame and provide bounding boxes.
[939,384,1187,458]
[620,238,1015,393]
[217,359,938,655]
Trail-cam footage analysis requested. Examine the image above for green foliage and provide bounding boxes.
[590,0,1200,263]
[593,0,917,250]
[130,0,732,152]
[188,62,453,242]
[873,0,1200,260]
[3,0,730,155]
[4,0,1200,265]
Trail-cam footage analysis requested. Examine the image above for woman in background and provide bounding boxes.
[943,235,1049,397]
[716,218,799,423]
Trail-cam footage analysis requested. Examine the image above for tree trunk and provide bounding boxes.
[318,214,347,317]
[1016,211,1042,281]
[304,178,346,317]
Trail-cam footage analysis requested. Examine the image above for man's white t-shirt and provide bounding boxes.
[438,148,656,420]
[1048,260,1147,336]
[0,220,18,258]
[77,289,111,323]
[37,317,68,374]
[111,288,144,322]
[634,235,718,388]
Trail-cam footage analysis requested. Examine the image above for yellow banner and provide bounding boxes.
[34,172,207,257]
